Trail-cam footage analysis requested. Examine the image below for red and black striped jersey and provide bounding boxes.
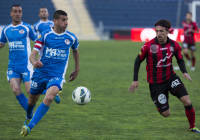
[138,37,185,84]
[182,21,198,44]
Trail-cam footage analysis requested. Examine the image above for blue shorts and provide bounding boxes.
[7,68,31,82]
[30,73,64,95]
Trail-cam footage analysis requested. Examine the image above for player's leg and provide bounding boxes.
[9,77,28,111]
[24,93,40,126]
[27,86,59,130]
[190,46,196,71]
[21,76,45,136]
[24,82,30,94]
[182,43,191,66]
[25,75,45,121]
[149,83,170,117]
[23,77,63,136]
[169,75,200,133]
[42,88,61,104]
[21,87,58,137]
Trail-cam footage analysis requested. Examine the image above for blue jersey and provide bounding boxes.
[0,22,37,72]
[33,20,54,36]
[34,28,79,78]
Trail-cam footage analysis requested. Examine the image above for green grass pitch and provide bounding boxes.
[0,41,200,140]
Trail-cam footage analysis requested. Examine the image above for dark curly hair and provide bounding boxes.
[154,19,171,30]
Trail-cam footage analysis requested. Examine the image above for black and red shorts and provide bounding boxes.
[149,74,188,113]
[182,42,196,51]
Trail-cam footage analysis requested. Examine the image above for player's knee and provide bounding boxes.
[12,87,21,94]
[180,96,192,106]
[44,94,55,104]
[161,110,170,117]
[183,49,188,54]
[25,88,30,94]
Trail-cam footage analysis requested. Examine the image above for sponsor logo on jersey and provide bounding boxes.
[150,44,159,53]
[160,47,168,51]
[156,53,172,68]
[158,94,167,104]
[19,29,25,34]
[45,47,67,59]
[8,41,25,50]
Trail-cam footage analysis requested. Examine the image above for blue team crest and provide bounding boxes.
[65,39,70,45]
[19,29,25,34]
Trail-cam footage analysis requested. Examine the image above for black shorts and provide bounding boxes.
[149,75,188,113]
[182,42,196,51]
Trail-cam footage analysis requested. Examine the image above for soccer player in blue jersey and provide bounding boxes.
[33,8,54,37]
[0,5,37,112]
[20,10,80,136]
[34,7,61,104]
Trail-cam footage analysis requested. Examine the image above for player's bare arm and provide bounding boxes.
[69,49,80,82]
[29,50,43,68]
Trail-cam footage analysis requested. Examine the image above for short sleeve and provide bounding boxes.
[138,43,148,61]
[0,27,7,44]
[71,35,79,50]
[194,22,198,31]
[174,42,183,60]
[28,25,37,41]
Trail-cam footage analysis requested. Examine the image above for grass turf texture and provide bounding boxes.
[0,41,200,140]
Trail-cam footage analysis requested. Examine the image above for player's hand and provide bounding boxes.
[183,73,192,81]
[129,81,139,93]
[33,61,43,68]
[69,70,79,82]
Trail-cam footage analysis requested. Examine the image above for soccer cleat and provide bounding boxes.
[189,127,200,133]
[190,67,195,71]
[20,125,31,137]
[54,91,62,104]
[187,61,191,67]
[173,66,180,71]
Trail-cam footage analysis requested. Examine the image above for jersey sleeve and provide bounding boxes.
[28,25,37,41]
[0,27,7,44]
[194,22,198,31]
[34,33,44,52]
[174,42,187,73]
[71,35,79,50]
[138,43,148,61]
[174,43,183,60]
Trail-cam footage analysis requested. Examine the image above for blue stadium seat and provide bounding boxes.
[84,0,188,29]
[0,0,55,25]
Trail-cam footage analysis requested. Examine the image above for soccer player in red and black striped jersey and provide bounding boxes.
[182,12,198,71]
[129,19,200,133]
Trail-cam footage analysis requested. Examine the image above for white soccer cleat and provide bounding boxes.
[173,66,180,70]
[187,61,191,67]
[191,67,195,71]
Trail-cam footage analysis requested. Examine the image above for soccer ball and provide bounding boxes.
[72,86,91,105]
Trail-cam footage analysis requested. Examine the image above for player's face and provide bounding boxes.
[54,15,68,30]
[39,8,48,19]
[155,26,168,44]
[186,13,192,22]
[10,6,22,23]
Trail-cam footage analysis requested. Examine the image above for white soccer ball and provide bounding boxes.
[72,86,91,105]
